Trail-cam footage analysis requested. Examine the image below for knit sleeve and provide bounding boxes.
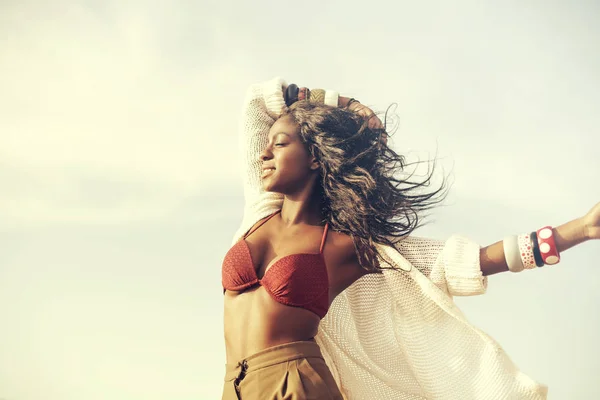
[395,235,488,297]
[237,77,287,225]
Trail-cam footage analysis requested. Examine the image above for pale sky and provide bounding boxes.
[1,1,599,399]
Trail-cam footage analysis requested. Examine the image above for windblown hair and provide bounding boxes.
[281,101,448,273]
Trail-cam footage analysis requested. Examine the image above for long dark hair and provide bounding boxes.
[281,101,448,273]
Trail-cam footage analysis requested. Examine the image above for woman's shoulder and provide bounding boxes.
[324,228,355,257]
[323,228,370,292]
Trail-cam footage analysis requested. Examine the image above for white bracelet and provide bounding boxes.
[503,235,524,273]
[324,90,339,107]
[518,233,537,269]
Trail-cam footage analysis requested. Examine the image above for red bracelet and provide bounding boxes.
[536,226,561,265]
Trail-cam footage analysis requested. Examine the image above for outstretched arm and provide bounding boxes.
[480,202,599,276]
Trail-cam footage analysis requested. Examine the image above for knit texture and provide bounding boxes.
[230,77,548,399]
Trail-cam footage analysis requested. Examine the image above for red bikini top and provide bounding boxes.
[221,210,330,319]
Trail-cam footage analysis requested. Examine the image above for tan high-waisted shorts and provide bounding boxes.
[222,340,344,399]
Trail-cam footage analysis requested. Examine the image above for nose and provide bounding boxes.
[258,145,273,163]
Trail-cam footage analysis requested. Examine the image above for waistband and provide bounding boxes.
[224,340,323,382]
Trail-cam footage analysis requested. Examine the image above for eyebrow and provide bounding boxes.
[267,132,291,142]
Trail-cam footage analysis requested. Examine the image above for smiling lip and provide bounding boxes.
[261,168,275,178]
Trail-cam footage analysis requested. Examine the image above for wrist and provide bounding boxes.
[553,217,589,253]
[338,96,361,110]
[338,96,350,107]
[582,216,593,241]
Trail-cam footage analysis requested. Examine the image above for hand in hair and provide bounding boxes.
[346,100,384,130]
[355,104,387,145]
[339,96,386,145]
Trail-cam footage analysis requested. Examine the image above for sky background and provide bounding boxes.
[1,1,599,399]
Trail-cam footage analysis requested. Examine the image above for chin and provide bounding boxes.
[262,181,276,193]
[262,181,283,194]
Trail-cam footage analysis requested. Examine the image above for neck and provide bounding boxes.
[279,184,325,227]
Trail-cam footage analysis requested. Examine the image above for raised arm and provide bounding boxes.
[237,78,286,225]
[234,78,358,241]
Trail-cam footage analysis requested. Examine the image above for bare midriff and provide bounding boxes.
[223,285,323,365]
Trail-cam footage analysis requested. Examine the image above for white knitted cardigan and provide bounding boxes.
[230,77,548,399]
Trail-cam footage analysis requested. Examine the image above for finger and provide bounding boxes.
[368,116,384,130]
[351,105,383,129]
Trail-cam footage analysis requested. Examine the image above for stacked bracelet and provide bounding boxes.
[347,98,360,108]
[503,227,562,272]
[537,226,561,265]
[503,235,524,272]
[324,90,340,107]
[309,89,325,104]
[285,84,299,106]
[287,85,338,107]
[298,87,308,101]
[530,232,544,267]
[517,233,537,270]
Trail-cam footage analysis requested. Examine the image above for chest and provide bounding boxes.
[244,226,365,296]
[244,228,324,279]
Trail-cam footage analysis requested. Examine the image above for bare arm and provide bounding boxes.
[480,203,599,276]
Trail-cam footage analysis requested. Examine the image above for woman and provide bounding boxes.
[221,77,599,399]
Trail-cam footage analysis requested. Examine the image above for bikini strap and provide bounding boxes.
[319,222,330,253]
[243,210,281,239]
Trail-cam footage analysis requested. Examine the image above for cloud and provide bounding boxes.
[0,2,255,226]
[2,1,599,228]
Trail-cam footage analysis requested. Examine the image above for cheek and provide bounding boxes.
[277,151,310,175]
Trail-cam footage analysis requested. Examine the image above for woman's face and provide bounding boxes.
[259,115,318,194]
